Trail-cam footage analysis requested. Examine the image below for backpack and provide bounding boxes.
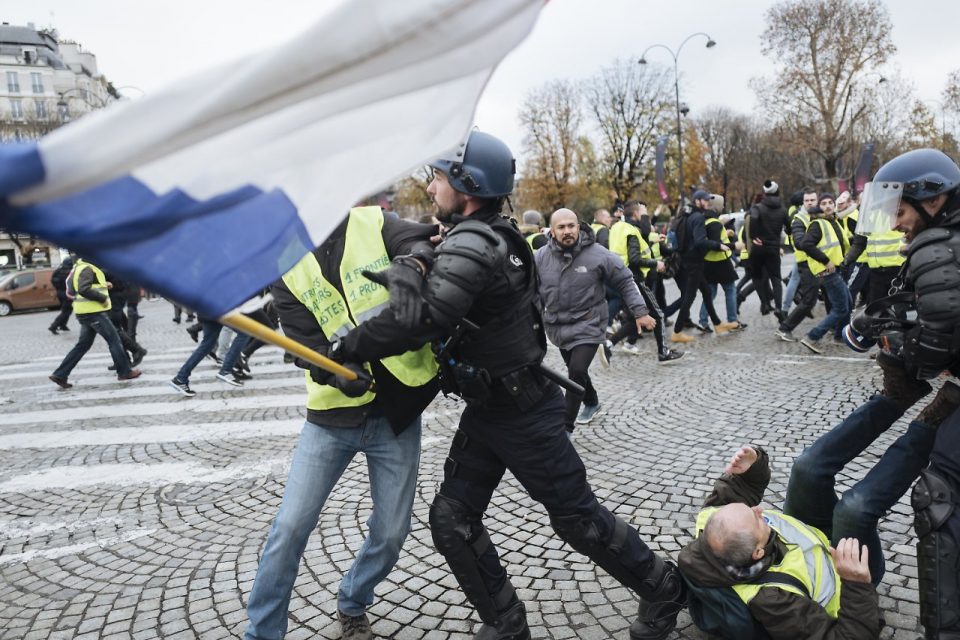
[671,210,690,253]
[685,571,810,640]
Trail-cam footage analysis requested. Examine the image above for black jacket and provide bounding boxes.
[749,195,790,247]
[271,214,440,433]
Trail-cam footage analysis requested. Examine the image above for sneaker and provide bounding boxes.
[47,325,59,335]
[186,324,201,343]
[658,350,685,364]
[172,317,181,324]
[620,343,642,356]
[206,352,223,366]
[48,375,72,389]
[117,369,142,381]
[670,331,694,344]
[232,368,252,381]
[576,403,603,425]
[168,378,196,398]
[238,353,251,373]
[775,329,797,342]
[730,321,748,331]
[916,380,960,428]
[800,336,824,354]
[337,610,373,640]
[693,322,713,333]
[216,372,243,387]
[597,342,611,368]
[715,321,739,334]
[131,347,148,367]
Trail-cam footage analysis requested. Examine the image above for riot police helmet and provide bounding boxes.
[429,130,516,199]
[855,148,960,234]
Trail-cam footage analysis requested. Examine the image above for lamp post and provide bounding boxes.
[639,32,716,207]
[56,88,108,123]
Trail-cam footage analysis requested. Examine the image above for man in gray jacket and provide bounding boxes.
[536,208,657,433]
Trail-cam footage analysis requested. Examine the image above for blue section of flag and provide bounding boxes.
[0,143,45,196]
[1,175,313,318]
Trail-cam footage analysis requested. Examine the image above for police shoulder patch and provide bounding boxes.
[509,254,523,267]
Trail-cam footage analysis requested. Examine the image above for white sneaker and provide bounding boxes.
[620,343,642,356]
[216,372,243,387]
[597,341,612,368]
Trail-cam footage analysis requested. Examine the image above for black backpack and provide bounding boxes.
[685,571,810,640]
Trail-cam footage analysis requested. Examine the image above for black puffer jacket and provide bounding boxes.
[749,195,790,247]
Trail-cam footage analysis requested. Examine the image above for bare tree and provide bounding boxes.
[753,0,896,185]
[517,80,583,212]
[393,167,435,220]
[582,58,673,202]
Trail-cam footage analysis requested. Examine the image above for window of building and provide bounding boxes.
[6,71,20,93]
[10,99,23,120]
[30,72,43,94]
[34,100,47,119]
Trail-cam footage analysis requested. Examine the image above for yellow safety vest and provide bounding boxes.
[590,223,605,234]
[865,229,906,269]
[71,260,112,315]
[609,220,652,276]
[696,507,841,619]
[525,233,541,250]
[704,218,732,262]
[738,225,749,261]
[648,231,662,259]
[792,210,811,264]
[281,206,438,411]
[807,218,844,276]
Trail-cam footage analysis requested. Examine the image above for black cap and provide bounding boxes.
[691,189,712,201]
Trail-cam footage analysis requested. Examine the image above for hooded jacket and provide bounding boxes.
[749,195,790,247]
[535,223,647,350]
[678,447,882,640]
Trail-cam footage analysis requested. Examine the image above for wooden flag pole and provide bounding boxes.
[220,312,362,381]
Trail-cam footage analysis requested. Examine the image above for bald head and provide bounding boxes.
[550,208,580,248]
[703,503,769,567]
[593,208,613,227]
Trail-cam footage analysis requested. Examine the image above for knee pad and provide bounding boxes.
[429,493,483,557]
[912,469,960,634]
[551,506,625,556]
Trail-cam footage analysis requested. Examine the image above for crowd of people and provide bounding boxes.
[40,131,960,640]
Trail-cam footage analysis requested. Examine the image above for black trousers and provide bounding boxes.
[673,258,720,331]
[749,245,783,311]
[50,296,72,330]
[559,344,599,431]
[610,277,668,356]
[867,266,899,305]
[780,263,818,332]
[434,388,657,614]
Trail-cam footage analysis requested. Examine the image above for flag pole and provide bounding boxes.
[220,313,363,382]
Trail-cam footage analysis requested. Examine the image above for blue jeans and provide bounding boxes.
[782,395,937,584]
[782,261,800,313]
[52,311,131,379]
[218,331,251,376]
[605,285,622,326]
[245,415,421,639]
[699,281,738,325]
[174,320,221,383]
[806,272,850,340]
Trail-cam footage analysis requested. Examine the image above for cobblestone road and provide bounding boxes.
[0,279,927,639]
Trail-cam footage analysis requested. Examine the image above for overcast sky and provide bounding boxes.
[3,0,957,155]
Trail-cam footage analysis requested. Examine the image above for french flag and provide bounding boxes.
[0,0,542,318]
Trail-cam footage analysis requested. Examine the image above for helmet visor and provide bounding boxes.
[855,181,903,235]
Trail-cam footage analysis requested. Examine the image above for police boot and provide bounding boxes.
[473,598,530,640]
[629,555,687,640]
[877,350,931,411]
[916,380,960,428]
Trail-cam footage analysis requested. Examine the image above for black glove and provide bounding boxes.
[332,361,372,397]
[363,256,425,328]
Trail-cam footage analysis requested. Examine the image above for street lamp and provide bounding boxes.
[56,88,108,122]
[639,32,716,207]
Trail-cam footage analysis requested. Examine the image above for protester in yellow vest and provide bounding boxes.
[590,207,613,248]
[518,209,547,251]
[49,258,142,388]
[783,188,818,315]
[244,206,439,640]
[678,431,900,640]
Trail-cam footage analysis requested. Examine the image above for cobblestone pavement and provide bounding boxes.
[0,280,927,639]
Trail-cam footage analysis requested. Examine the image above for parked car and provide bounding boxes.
[0,269,59,316]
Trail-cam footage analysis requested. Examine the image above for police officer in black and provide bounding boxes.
[853,148,960,640]
[337,131,684,640]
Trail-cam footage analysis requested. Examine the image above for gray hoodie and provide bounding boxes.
[535,223,648,350]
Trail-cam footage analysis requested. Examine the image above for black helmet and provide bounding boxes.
[430,130,515,198]
[873,148,960,204]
